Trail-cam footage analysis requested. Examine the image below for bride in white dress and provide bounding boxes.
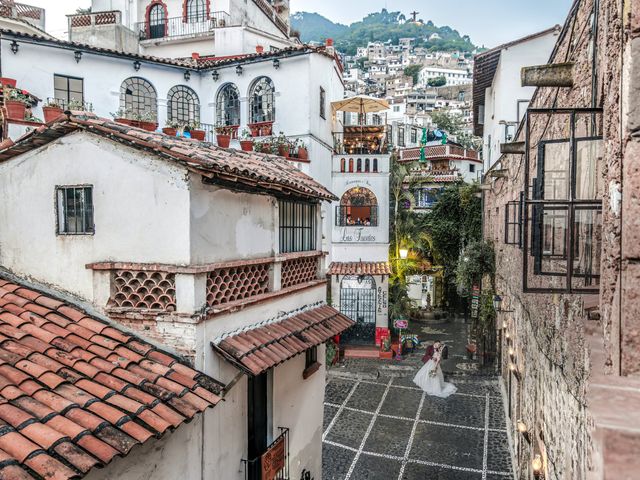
[413,342,457,398]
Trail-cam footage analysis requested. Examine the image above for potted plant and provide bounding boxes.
[0,78,16,88]
[5,88,31,121]
[276,131,290,158]
[43,99,64,123]
[67,99,94,113]
[139,111,157,132]
[189,121,206,141]
[162,120,180,136]
[111,108,133,126]
[296,139,309,160]
[239,128,254,151]
[215,124,233,148]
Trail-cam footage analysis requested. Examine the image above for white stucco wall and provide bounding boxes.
[482,29,559,171]
[0,132,191,301]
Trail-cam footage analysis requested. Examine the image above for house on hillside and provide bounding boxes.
[0,114,353,479]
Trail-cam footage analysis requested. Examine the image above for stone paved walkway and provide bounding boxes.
[322,317,514,480]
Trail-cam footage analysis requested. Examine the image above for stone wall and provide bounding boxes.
[482,0,627,477]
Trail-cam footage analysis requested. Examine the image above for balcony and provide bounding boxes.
[333,126,389,155]
[87,251,325,317]
[135,12,231,42]
[399,144,479,162]
[68,10,121,29]
[0,1,45,29]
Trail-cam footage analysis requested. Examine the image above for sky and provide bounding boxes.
[290,0,574,48]
[34,0,573,49]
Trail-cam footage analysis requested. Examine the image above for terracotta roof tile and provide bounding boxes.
[0,276,224,479]
[212,305,355,376]
[327,262,392,276]
[0,115,337,203]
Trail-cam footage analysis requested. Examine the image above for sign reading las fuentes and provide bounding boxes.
[261,435,286,480]
[341,227,376,243]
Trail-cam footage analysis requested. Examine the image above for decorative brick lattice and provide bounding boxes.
[95,12,117,25]
[206,264,270,307]
[71,15,91,27]
[110,270,176,311]
[281,257,318,289]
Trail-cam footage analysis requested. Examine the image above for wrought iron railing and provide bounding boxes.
[135,12,231,41]
[333,132,389,155]
[399,144,479,162]
[46,97,94,112]
[243,427,290,480]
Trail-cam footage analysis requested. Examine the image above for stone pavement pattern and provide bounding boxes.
[322,318,513,479]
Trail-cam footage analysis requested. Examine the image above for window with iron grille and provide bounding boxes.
[337,187,378,227]
[249,77,275,124]
[216,83,240,126]
[279,201,317,254]
[167,85,200,124]
[120,77,157,120]
[410,128,417,144]
[504,193,523,247]
[305,346,317,369]
[56,186,94,235]
[523,108,603,293]
[319,87,326,119]
[186,0,207,22]
[53,74,83,108]
[397,125,405,147]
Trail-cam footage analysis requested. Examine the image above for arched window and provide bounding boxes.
[185,0,207,22]
[365,158,370,172]
[340,158,346,172]
[147,2,166,39]
[373,158,378,172]
[120,77,157,120]
[356,159,362,172]
[249,77,275,124]
[216,83,240,126]
[167,85,200,124]
[348,158,354,173]
[338,187,378,227]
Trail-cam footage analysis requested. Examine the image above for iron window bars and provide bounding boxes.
[249,77,275,124]
[278,200,317,254]
[216,83,241,127]
[56,186,94,235]
[522,108,603,294]
[504,192,524,247]
[120,77,157,120]
[167,85,200,124]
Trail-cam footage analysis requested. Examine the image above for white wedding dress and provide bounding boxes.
[413,350,457,398]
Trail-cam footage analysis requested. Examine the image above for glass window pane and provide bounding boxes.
[575,139,603,200]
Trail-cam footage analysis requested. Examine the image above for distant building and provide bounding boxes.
[418,66,472,87]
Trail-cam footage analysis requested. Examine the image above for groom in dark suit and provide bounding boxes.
[422,341,448,363]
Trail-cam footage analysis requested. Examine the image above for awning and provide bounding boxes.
[328,262,392,276]
[211,305,354,376]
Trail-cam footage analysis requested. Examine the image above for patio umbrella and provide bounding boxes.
[331,95,390,114]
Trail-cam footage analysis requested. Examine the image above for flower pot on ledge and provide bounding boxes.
[191,129,206,141]
[43,106,64,123]
[140,121,157,132]
[0,78,16,88]
[114,118,133,127]
[240,140,254,151]
[5,100,26,121]
[216,134,231,148]
[162,127,177,136]
[297,146,309,160]
[278,144,290,158]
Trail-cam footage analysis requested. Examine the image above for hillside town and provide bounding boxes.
[0,0,634,479]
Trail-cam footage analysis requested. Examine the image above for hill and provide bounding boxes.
[290,9,475,55]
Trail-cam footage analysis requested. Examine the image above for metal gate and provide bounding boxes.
[339,276,377,344]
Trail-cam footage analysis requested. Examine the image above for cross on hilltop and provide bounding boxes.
[410,11,420,22]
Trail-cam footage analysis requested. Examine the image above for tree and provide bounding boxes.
[404,65,422,84]
[427,76,447,87]
[430,110,480,150]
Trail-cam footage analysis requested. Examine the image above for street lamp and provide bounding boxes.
[399,248,409,259]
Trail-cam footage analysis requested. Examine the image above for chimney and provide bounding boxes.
[325,38,335,55]
[256,45,264,54]
[191,52,200,60]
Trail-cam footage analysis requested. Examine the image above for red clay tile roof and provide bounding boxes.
[327,262,392,276]
[0,114,337,202]
[0,276,224,480]
[212,305,354,376]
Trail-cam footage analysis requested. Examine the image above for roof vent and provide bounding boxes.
[192,52,200,60]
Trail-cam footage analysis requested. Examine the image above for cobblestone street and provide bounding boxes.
[322,318,514,479]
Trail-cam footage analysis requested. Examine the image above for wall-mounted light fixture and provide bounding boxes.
[399,248,409,260]
[516,420,531,443]
[133,60,141,71]
[502,320,508,329]
[532,454,544,478]
[74,51,83,63]
[508,347,515,357]
[493,294,515,313]
[184,70,191,81]
[236,65,243,76]
[10,40,19,54]
[212,70,220,81]
[273,58,280,69]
